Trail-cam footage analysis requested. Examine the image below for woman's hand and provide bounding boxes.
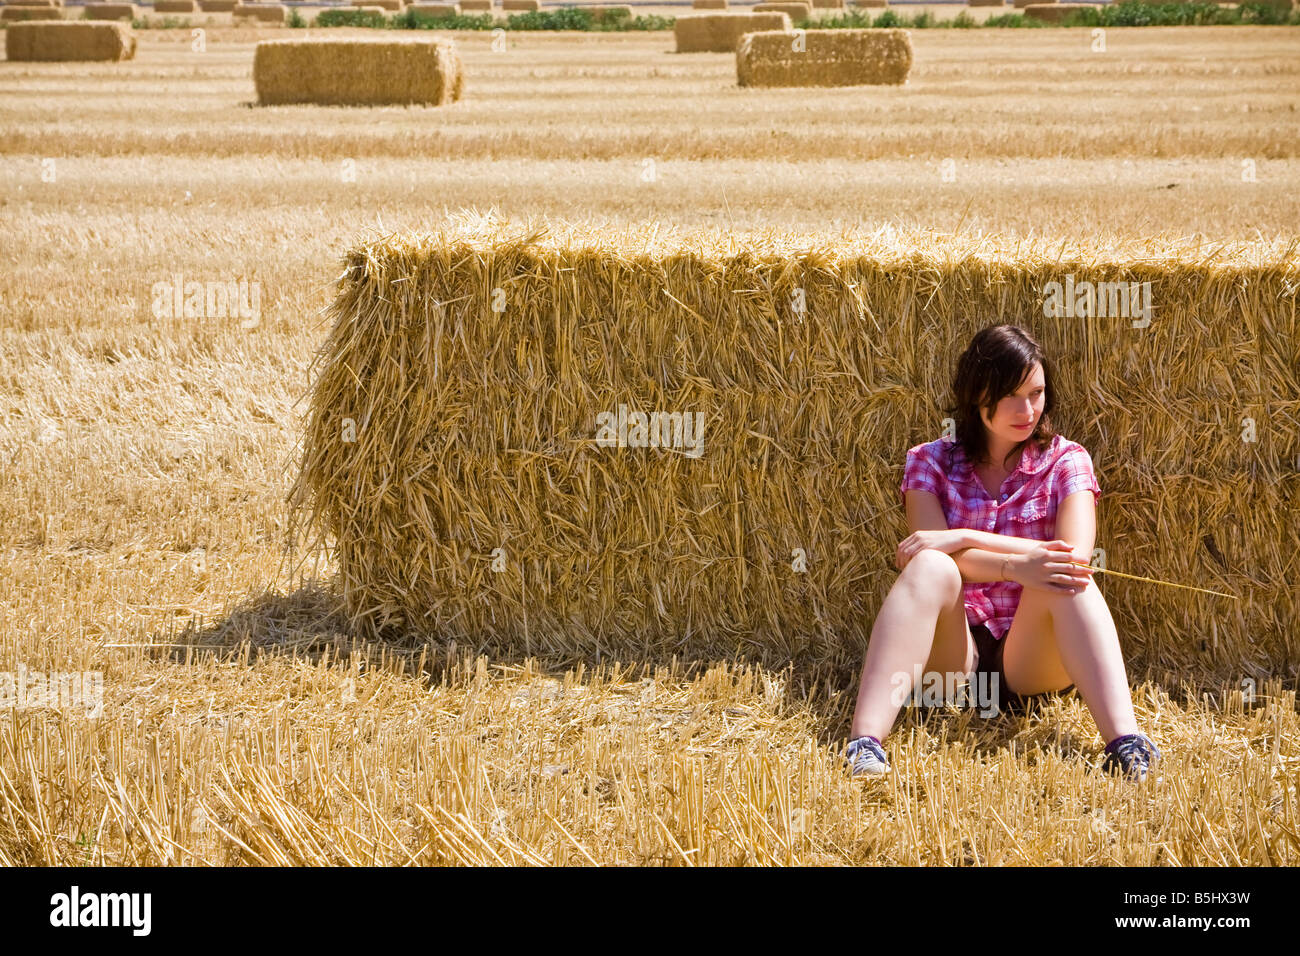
[1009,540,1094,593]
[896,530,968,571]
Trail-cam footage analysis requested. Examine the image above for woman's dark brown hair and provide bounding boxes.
[944,324,1058,471]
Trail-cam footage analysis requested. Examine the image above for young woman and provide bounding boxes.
[845,325,1162,781]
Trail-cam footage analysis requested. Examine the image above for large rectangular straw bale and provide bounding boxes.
[352,0,404,8]
[674,11,790,53]
[501,0,539,9]
[83,2,138,18]
[233,2,287,20]
[753,3,811,20]
[410,1,459,14]
[290,222,1299,675]
[737,28,912,87]
[5,19,135,58]
[1024,2,1102,19]
[460,0,492,8]
[254,37,463,105]
[153,0,198,11]
[1,5,65,18]
[811,0,844,7]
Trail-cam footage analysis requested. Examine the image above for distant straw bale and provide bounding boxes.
[501,0,539,9]
[253,37,463,106]
[410,2,460,15]
[289,220,1300,673]
[1,5,65,18]
[737,28,912,87]
[692,0,728,8]
[7,0,64,7]
[966,0,1005,5]
[83,2,138,18]
[811,0,844,7]
[1012,0,1045,7]
[753,3,811,20]
[1024,2,1102,19]
[674,12,790,53]
[5,20,135,59]
[586,4,632,20]
[197,0,236,9]
[852,0,887,7]
[459,0,491,8]
[152,0,198,11]
[233,2,287,20]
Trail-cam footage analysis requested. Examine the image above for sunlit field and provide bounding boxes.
[0,23,1297,865]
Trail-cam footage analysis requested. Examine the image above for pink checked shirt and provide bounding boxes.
[899,434,1101,640]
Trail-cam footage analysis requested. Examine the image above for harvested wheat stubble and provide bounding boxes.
[353,0,404,8]
[233,2,287,20]
[410,1,459,14]
[83,2,137,18]
[737,28,912,87]
[1,5,64,18]
[1024,2,1102,19]
[254,37,463,106]
[692,0,728,8]
[675,12,790,53]
[501,0,539,9]
[152,0,197,10]
[289,218,1299,675]
[753,2,811,20]
[5,19,135,58]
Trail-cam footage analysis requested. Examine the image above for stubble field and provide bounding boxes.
[0,24,1297,865]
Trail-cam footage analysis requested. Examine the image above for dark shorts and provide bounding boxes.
[970,622,1076,716]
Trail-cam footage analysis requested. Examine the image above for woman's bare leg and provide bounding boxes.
[850,549,977,742]
[1000,578,1139,743]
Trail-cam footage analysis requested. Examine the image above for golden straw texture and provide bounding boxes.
[753,3,812,20]
[289,217,1300,675]
[409,1,460,14]
[1,5,65,18]
[233,2,287,21]
[737,28,913,87]
[253,37,464,106]
[82,2,138,18]
[675,12,791,53]
[5,20,135,59]
[1024,2,1103,20]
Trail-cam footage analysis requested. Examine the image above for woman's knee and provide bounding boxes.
[898,548,963,602]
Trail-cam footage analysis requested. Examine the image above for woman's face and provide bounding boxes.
[980,362,1046,447]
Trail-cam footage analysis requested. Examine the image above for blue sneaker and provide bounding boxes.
[846,735,890,776]
[1101,732,1162,782]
